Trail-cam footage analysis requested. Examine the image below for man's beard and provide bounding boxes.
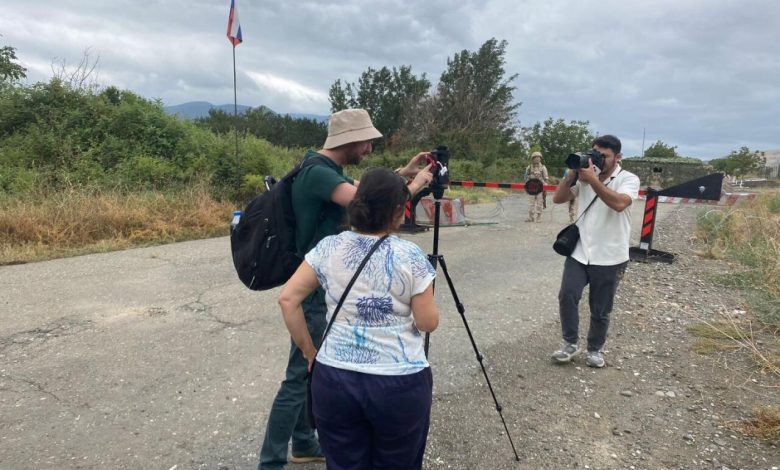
[344,152,362,165]
[344,144,365,165]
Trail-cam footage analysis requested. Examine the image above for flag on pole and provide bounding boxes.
[226,0,243,46]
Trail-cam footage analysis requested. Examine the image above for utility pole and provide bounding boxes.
[641,128,646,157]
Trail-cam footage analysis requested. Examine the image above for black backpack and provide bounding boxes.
[230,158,326,290]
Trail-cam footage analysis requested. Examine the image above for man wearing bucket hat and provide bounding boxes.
[257,108,433,469]
[524,151,549,222]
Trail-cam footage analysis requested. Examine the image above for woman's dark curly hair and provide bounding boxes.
[348,168,410,233]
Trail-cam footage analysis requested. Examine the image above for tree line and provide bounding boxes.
[1,37,769,201]
[0,46,304,199]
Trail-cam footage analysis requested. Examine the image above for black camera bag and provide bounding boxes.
[553,223,581,257]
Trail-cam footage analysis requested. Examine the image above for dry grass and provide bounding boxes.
[687,321,752,340]
[688,313,780,442]
[696,191,780,303]
[0,184,511,265]
[688,315,780,379]
[690,337,742,354]
[694,190,780,387]
[445,187,511,204]
[0,183,235,264]
[726,406,780,442]
[687,320,749,355]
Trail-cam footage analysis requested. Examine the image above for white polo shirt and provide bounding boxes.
[570,165,640,266]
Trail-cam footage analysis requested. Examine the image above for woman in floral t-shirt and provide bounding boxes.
[278,167,439,469]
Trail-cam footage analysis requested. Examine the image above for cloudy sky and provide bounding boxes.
[3,0,778,158]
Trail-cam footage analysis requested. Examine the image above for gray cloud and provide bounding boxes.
[2,0,778,158]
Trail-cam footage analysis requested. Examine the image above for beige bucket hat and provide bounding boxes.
[322,108,383,149]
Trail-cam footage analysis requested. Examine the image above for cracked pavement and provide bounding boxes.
[2,197,776,469]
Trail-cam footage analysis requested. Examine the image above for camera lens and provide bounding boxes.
[565,153,588,169]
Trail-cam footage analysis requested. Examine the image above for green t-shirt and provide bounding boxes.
[292,150,353,255]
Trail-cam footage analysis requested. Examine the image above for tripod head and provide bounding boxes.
[402,145,450,236]
[426,145,450,200]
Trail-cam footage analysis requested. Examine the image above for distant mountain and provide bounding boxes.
[287,113,328,122]
[163,101,252,119]
[163,101,327,122]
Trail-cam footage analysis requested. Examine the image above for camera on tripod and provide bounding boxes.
[418,142,520,461]
[565,149,604,171]
[425,145,450,197]
[427,146,450,187]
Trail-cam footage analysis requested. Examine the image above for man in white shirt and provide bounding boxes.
[550,135,640,368]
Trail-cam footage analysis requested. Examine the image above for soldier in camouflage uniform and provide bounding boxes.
[524,151,549,222]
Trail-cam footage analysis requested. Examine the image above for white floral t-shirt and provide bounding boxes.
[305,232,436,376]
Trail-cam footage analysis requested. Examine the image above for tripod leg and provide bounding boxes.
[424,254,440,357]
[434,254,521,462]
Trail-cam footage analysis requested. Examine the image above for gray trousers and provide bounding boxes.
[558,257,627,352]
[258,298,326,469]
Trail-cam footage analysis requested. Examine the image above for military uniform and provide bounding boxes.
[525,161,549,222]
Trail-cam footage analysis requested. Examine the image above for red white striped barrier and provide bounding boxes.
[448,181,756,206]
[451,180,558,192]
[636,192,756,206]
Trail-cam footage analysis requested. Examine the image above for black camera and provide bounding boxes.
[565,149,604,170]
[414,145,450,200]
[427,145,450,188]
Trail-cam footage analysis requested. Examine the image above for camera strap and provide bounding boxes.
[572,169,622,226]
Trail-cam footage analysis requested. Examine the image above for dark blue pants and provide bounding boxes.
[258,298,326,470]
[558,257,627,352]
[312,363,433,470]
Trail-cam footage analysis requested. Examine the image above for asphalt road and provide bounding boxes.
[0,196,669,469]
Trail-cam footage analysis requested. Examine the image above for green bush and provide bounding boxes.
[696,209,733,245]
[117,155,181,188]
[68,156,110,188]
[768,193,780,214]
[6,168,43,194]
[241,174,267,196]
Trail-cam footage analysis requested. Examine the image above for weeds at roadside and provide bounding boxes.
[0,182,234,264]
[687,319,751,355]
[712,271,763,290]
[445,187,510,204]
[688,314,780,380]
[690,337,741,354]
[693,192,780,377]
[726,406,780,443]
[690,192,780,442]
[696,192,780,302]
[687,321,752,340]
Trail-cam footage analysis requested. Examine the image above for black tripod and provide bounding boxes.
[423,186,520,462]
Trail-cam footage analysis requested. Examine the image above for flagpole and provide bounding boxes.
[227,0,242,199]
[232,45,240,197]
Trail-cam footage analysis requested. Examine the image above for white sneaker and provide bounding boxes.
[551,341,580,363]
[585,350,605,368]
